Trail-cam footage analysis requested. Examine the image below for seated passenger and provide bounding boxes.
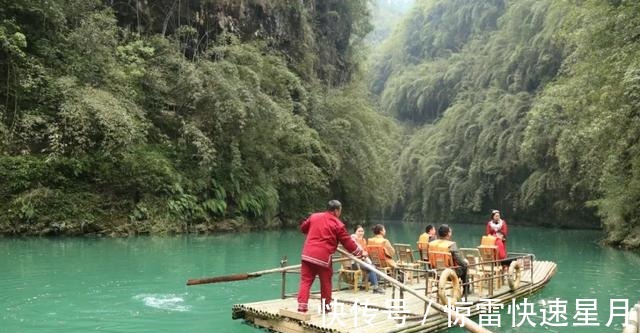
[418,224,436,243]
[368,224,397,269]
[351,225,385,294]
[417,224,436,260]
[429,224,469,295]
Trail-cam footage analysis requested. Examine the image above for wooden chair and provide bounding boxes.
[427,250,454,294]
[394,243,422,283]
[416,242,431,282]
[477,245,503,294]
[428,250,454,269]
[460,248,482,294]
[460,248,480,261]
[481,235,497,246]
[366,245,394,286]
[416,241,430,265]
[337,249,368,293]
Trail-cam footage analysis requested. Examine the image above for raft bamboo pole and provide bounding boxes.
[187,257,348,285]
[337,248,494,333]
[186,265,300,285]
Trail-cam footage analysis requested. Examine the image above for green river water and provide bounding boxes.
[2,223,639,333]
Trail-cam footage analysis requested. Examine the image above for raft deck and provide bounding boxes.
[233,259,557,333]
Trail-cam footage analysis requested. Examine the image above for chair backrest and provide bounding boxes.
[478,245,499,267]
[416,242,429,260]
[460,247,480,257]
[481,235,497,246]
[393,243,416,264]
[460,247,480,266]
[367,245,391,269]
[428,251,454,269]
[337,247,355,270]
[466,254,479,266]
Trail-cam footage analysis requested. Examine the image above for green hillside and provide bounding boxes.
[0,0,400,235]
[370,0,640,249]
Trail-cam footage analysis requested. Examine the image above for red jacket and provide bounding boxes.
[300,211,361,267]
[486,219,508,237]
[495,237,506,260]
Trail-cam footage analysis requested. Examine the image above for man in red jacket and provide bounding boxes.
[297,200,362,313]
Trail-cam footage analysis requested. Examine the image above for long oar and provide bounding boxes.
[186,257,351,286]
[337,248,493,333]
[186,264,302,286]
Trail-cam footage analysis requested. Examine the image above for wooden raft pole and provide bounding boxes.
[186,264,302,286]
[337,247,495,333]
[186,257,350,286]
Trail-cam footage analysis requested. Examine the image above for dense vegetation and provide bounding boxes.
[3,0,639,249]
[0,0,400,235]
[371,0,640,249]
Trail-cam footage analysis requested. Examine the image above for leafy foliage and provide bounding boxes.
[522,0,640,247]
[373,0,640,247]
[373,0,564,222]
[0,0,399,234]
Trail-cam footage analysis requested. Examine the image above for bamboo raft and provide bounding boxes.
[232,257,557,333]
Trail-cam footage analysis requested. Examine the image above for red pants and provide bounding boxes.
[297,260,333,312]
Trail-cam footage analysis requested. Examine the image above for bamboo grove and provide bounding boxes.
[2,0,639,249]
[370,0,640,249]
[0,0,400,234]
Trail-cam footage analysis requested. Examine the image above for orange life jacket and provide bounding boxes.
[368,236,397,267]
[429,239,453,253]
[417,233,430,249]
